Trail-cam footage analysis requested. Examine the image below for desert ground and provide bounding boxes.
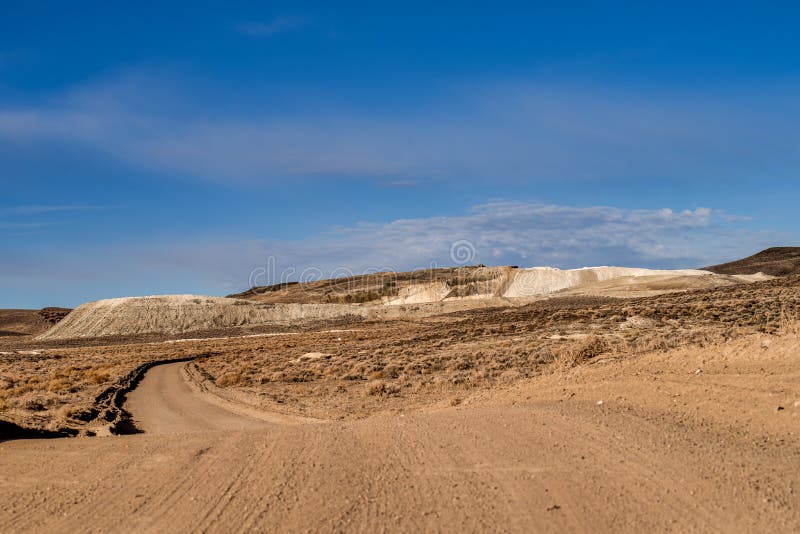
[1,248,800,532]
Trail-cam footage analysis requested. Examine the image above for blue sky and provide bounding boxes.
[2,1,799,308]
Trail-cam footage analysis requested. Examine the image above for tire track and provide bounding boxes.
[2,364,799,531]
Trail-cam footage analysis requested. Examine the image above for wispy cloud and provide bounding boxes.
[217,201,762,278]
[1,200,791,306]
[2,73,800,186]
[0,221,59,229]
[236,16,308,37]
[0,205,103,216]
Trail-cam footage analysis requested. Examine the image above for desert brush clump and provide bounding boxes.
[216,372,244,387]
[365,380,401,396]
[557,335,614,368]
[192,276,800,419]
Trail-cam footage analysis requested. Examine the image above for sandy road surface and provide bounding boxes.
[2,343,800,532]
[125,362,270,434]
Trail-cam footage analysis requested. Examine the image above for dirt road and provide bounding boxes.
[125,362,270,434]
[1,336,799,532]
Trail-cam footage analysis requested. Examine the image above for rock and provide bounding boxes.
[619,316,656,330]
[297,352,329,362]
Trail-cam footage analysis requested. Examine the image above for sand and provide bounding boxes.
[2,330,799,532]
[502,266,711,297]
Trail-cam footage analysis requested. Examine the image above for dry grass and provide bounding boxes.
[0,346,212,431]
[0,275,798,431]
[192,276,800,419]
[198,278,800,417]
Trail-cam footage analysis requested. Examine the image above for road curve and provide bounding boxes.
[1,349,799,531]
[125,362,270,434]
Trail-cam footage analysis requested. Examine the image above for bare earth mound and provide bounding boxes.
[705,247,800,276]
[36,295,369,341]
[230,266,516,304]
[502,266,710,297]
[35,266,765,342]
[555,272,771,298]
[235,265,714,305]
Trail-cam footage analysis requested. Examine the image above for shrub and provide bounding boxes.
[365,380,400,396]
[47,378,72,392]
[553,335,612,370]
[216,373,243,387]
[23,397,47,411]
[571,335,610,363]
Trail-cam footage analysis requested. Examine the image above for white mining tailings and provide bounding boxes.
[37,267,724,340]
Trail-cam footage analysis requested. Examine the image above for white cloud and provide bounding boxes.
[133,201,787,292]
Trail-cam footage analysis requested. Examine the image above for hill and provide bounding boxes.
[35,266,750,342]
[228,266,516,304]
[0,307,71,337]
[230,265,713,305]
[704,247,800,276]
[35,296,368,341]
